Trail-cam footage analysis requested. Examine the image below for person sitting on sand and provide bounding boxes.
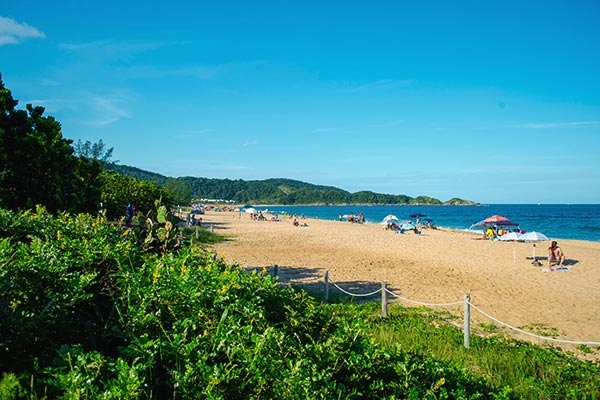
[548,241,565,267]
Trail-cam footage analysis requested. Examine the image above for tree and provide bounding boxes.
[99,170,172,221]
[0,75,102,213]
[73,139,115,163]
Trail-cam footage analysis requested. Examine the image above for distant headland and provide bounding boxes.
[104,163,479,206]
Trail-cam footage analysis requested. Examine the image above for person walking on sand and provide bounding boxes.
[548,241,565,267]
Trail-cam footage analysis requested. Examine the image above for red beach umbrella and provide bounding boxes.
[482,215,516,225]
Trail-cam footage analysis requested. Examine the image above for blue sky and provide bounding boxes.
[1,1,599,204]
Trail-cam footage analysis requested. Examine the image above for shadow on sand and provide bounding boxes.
[245,264,395,303]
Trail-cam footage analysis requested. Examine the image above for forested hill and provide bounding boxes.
[104,163,478,206]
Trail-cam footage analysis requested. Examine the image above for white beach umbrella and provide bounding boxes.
[244,207,257,214]
[499,232,522,241]
[382,214,399,224]
[521,231,549,242]
[520,231,550,264]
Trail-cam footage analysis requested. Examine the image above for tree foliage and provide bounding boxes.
[99,170,172,221]
[0,75,102,213]
[73,139,114,163]
[164,177,192,206]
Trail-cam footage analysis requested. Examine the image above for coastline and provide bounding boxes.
[202,210,600,356]
[236,204,600,242]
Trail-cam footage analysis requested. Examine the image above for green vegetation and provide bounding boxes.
[0,208,491,398]
[1,208,599,399]
[104,164,479,206]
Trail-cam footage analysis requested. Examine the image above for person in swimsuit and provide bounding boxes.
[548,241,565,267]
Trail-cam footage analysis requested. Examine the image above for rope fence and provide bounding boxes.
[266,265,600,349]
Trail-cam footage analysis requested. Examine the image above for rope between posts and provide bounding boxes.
[329,279,382,297]
[469,303,600,346]
[385,288,463,307]
[272,268,600,347]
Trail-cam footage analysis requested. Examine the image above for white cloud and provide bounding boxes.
[58,39,167,54]
[518,121,600,129]
[0,16,45,45]
[78,91,134,127]
[21,98,74,114]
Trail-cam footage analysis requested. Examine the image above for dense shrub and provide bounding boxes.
[1,208,508,398]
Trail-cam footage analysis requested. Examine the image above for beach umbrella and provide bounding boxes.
[382,214,399,224]
[499,231,522,263]
[470,215,519,229]
[520,231,550,264]
[409,213,427,218]
[521,231,549,242]
[499,231,522,241]
[482,215,518,226]
[409,213,427,227]
[244,207,257,214]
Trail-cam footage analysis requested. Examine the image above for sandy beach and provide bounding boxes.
[200,210,600,355]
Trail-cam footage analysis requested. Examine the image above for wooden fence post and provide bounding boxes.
[323,271,329,302]
[464,293,471,348]
[381,282,388,317]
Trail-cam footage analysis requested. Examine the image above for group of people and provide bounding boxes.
[292,217,308,227]
[385,222,421,235]
[185,213,203,226]
[485,227,524,240]
[339,212,365,223]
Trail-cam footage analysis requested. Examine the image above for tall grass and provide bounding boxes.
[335,302,600,399]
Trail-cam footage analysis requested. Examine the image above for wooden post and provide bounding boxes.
[272,264,278,277]
[381,282,388,318]
[323,271,329,302]
[464,293,471,348]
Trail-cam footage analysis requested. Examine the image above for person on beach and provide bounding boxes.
[548,241,565,267]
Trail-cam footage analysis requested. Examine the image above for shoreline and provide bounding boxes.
[202,210,600,357]
[227,204,600,243]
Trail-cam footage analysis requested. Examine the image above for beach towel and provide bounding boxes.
[541,266,572,272]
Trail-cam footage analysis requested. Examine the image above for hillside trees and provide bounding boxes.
[0,75,102,213]
[164,177,191,206]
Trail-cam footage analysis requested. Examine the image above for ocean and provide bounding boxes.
[252,204,600,242]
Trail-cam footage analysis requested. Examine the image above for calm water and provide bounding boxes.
[255,204,600,242]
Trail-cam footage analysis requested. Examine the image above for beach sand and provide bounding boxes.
[200,211,600,355]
